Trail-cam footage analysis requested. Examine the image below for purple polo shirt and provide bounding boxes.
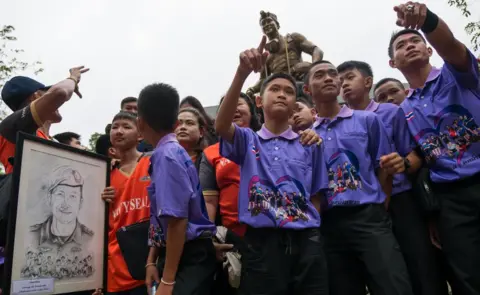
[220,125,328,229]
[365,100,415,195]
[147,133,215,246]
[400,51,480,183]
[313,106,393,208]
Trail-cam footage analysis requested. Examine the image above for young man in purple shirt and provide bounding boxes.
[138,83,216,295]
[303,60,413,295]
[215,36,329,295]
[338,60,447,295]
[389,3,480,294]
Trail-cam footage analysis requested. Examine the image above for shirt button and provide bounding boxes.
[327,128,331,131]
[274,146,279,150]
[274,157,278,161]
[420,95,424,99]
[328,137,332,140]
[423,104,427,107]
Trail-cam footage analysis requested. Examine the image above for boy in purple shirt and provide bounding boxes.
[389,3,480,294]
[338,60,447,295]
[215,37,329,295]
[137,83,216,295]
[303,60,413,295]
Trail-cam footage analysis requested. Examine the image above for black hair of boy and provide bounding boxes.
[218,92,262,132]
[388,29,426,59]
[337,61,374,79]
[120,97,137,109]
[303,60,335,86]
[259,73,297,96]
[374,78,405,93]
[53,132,81,145]
[296,96,314,108]
[112,111,137,124]
[137,83,180,132]
[95,134,111,156]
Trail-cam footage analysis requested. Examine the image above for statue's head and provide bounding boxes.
[259,11,280,35]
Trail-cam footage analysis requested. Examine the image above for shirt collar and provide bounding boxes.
[407,66,441,98]
[39,216,84,246]
[256,124,299,140]
[156,133,178,148]
[313,105,353,127]
[364,99,380,112]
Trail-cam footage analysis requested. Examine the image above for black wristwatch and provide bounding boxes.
[404,157,411,171]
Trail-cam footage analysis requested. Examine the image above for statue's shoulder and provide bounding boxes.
[288,32,307,43]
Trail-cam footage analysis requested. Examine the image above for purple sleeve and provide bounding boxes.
[219,125,254,165]
[443,49,479,89]
[153,156,192,219]
[310,145,329,195]
[367,114,394,169]
[392,107,415,156]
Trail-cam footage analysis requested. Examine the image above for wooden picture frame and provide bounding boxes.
[2,132,109,295]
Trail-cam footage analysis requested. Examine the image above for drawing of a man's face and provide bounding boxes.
[50,185,82,224]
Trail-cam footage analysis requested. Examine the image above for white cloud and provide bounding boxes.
[0,0,477,144]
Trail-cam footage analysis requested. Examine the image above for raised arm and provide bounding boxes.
[215,36,268,142]
[394,3,472,72]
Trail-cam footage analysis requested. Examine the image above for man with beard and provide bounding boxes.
[389,2,480,294]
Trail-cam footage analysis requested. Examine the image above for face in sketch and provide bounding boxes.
[339,68,371,104]
[122,102,138,114]
[175,111,203,149]
[390,33,432,70]
[305,63,341,104]
[258,78,296,120]
[50,185,82,224]
[261,17,278,36]
[110,118,139,150]
[233,97,252,128]
[374,81,407,105]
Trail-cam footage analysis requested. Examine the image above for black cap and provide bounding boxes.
[1,76,50,111]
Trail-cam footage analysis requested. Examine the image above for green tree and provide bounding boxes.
[448,0,480,51]
[88,132,102,151]
[0,25,43,121]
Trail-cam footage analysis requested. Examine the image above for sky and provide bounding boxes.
[1,0,478,146]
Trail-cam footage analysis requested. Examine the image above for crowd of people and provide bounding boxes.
[1,2,480,295]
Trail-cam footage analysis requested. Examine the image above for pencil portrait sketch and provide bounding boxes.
[6,135,108,295]
[20,166,95,280]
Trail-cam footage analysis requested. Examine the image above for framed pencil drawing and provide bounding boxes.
[2,132,109,295]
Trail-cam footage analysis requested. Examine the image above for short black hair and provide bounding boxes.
[260,73,297,95]
[105,124,112,134]
[137,83,180,132]
[112,111,137,124]
[337,60,373,78]
[95,134,111,156]
[374,78,405,92]
[296,96,313,108]
[53,132,80,145]
[218,92,262,132]
[304,60,335,86]
[388,29,426,58]
[120,97,137,109]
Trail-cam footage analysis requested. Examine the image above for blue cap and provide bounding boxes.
[1,76,50,111]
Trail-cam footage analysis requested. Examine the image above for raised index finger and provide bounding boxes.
[258,35,267,52]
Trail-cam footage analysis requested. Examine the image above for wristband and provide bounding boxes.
[421,9,439,34]
[145,262,156,268]
[67,76,78,85]
[161,278,176,286]
[404,157,412,171]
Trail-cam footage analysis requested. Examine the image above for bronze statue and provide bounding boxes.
[246,11,324,98]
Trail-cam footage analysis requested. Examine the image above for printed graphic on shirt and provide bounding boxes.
[148,223,165,248]
[326,149,362,202]
[251,143,260,160]
[111,195,150,219]
[247,175,310,226]
[413,105,480,165]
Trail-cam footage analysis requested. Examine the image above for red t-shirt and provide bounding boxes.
[107,155,151,292]
[200,143,245,236]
